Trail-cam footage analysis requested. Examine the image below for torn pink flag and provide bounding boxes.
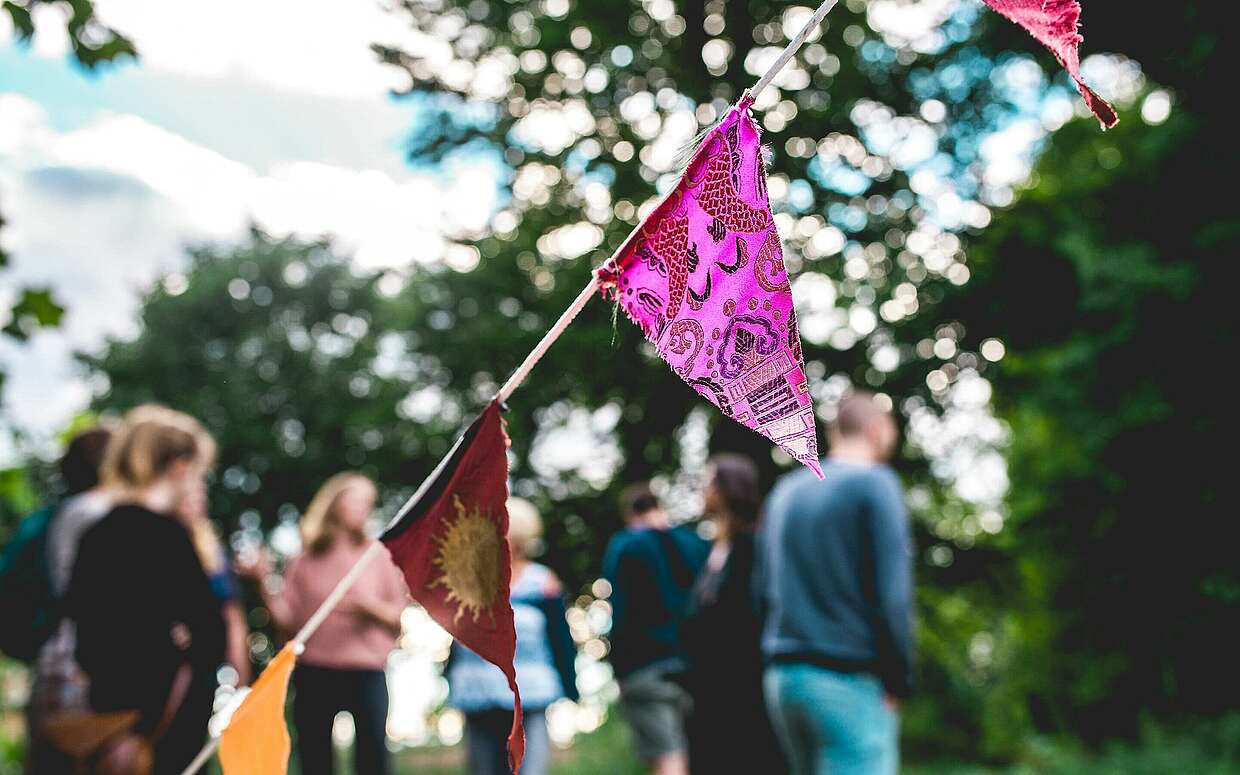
[981,0,1117,128]
[598,97,823,479]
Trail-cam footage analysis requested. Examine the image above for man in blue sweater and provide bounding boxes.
[756,391,915,775]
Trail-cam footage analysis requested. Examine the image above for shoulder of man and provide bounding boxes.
[863,464,905,493]
[765,465,821,509]
[667,523,709,558]
[606,527,650,556]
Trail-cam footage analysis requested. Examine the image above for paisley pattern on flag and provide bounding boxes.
[599,98,823,478]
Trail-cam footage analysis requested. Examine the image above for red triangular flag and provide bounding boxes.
[380,401,523,773]
[599,97,822,478]
[981,0,1118,128]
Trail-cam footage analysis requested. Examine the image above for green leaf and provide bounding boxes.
[3,287,65,340]
[3,1,35,40]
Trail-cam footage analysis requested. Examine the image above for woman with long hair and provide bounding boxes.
[681,454,786,774]
[242,472,408,775]
[64,405,226,774]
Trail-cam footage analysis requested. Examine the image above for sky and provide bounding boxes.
[0,0,497,460]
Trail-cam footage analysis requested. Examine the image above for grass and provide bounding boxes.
[395,715,644,775]
[393,714,1240,775]
[5,695,1239,775]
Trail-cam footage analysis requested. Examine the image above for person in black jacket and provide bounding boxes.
[65,405,225,775]
[602,484,708,775]
[682,454,786,775]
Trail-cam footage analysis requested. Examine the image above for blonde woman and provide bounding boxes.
[64,405,226,774]
[241,472,408,775]
[446,497,578,775]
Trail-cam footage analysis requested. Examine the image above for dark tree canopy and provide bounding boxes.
[2,0,135,68]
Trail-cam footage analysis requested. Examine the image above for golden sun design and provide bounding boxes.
[428,495,503,624]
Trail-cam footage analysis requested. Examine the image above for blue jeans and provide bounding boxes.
[465,708,550,775]
[763,663,898,775]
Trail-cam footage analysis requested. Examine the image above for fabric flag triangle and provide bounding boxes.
[380,400,524,773]
[219,643,297,775]
[981,0,1117,128]
[599,97,823,479]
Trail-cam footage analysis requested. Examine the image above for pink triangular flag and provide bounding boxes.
[599,98,822,478]
[982,0,1117,128]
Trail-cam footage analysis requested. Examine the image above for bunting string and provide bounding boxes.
[746,0,838,102]
[180,734,219,775]
[178,3,839,773]
[495,0,837,403]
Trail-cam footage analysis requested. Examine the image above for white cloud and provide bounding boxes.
[0,93,495,453]
[18,0,414,101]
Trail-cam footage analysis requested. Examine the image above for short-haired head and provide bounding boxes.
[506,497,543,560]
[621,482,663,525]
[828,391,898,462]
[60,426,114,495]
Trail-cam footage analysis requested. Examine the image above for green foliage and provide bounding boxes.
[944,80,1240,744]
[85,231,429,537]
[0,467,37,546]
[2,0,136,68]
[1,288,64,341]
[370,0,1028,758]
[52,0,1237,766]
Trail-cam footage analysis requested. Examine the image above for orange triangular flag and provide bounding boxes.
[220,643,297,775]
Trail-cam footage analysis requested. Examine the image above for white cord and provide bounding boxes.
[495,275,600,403]
[747,0,839,103]
[495,0,839,402]
[179,737,219,775]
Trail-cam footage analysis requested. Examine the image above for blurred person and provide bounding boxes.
[681,454,785,775]
[756,392,915,775]
[18,426,113,773]
[174,479,251,686]
[240,472,408,775]
[602,483,708,775]
[63,405,227,774]
[446,497,578,775]
[45,427,116,597]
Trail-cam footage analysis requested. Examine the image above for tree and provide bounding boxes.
[366,0,1077,757]
[2,0,135,66]
[84,232,435,539]
[940,2,1238,743]
[75,0,1238,761]
[368,0,1238,758]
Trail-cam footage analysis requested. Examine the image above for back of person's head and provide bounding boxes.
[829,391,898,462]
[301,472,374,554]
[621,482,661,524]
[706,454,762,535]
[101,405,216,493]
[506,497,543,560]
[60,426,114,496]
